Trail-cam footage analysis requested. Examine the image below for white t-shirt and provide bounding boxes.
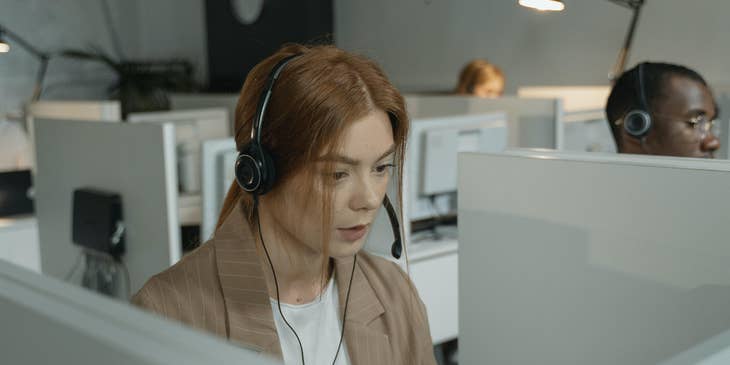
[0,119,32,171]
[270,277,351,365]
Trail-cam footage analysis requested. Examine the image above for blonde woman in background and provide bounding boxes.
[455,59,505,97]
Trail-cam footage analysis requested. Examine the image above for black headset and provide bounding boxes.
[623,62,653,138]
[234,54,403,259]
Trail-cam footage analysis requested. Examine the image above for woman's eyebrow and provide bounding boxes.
[319,145,396,166]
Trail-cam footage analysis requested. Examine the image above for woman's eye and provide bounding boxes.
[375,163,395,174]
[333,171,348,181]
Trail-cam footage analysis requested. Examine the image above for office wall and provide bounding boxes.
[335,0,730,93]
[0,0,207,117]
[7,1,729,116]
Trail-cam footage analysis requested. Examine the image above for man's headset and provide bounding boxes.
[234,54,403,259]
[622,62,653,139]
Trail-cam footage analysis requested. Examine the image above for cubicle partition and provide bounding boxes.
[405,94,563,149]
[517,85,611,112]
[169,93,239,133]
[128,108,230,227]
[0,259,276,364]
[25,100,123,167]
[517,86,616,154]
[459,150,730,364]
[34,118,181,293]
[0,101,124,273]
[27,100,122,122]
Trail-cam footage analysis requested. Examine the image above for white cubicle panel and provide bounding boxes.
[200,138,237,241]
[169,93,239,132]
[518,85,611,113]
[0,260,278,365]
[459,150,730,365]
[34,119,181,293]
[405,94,563,149]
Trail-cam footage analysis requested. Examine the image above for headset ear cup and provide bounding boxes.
[623,110,652,138]
[235,144,263,193]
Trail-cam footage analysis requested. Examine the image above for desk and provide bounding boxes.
[0,216,40,272]
[408,238,459,345]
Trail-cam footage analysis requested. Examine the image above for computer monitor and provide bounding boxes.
[0,260,278,364]
[408,112,507,222]
[459,150,730,365]
[34,118,181,294]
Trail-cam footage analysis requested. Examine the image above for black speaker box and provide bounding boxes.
[72,188,125,258]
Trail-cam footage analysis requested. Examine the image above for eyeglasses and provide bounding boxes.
[685,115,719,141]
[652,112,720,141]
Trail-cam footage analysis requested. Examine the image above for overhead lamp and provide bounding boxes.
[518,0,565,12]
[0,32,9,53]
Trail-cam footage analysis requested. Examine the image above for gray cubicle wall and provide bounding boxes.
[662,328,730,365]
[405,94,563,149]
[34,119,181,293]
[0,259,276,364]
[459,150,730,365]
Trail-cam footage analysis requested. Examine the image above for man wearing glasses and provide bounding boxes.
[605,62,721,158]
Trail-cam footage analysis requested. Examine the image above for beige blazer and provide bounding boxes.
[132,202,437,365]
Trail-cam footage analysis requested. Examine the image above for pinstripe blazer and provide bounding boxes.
[131,202,437,365]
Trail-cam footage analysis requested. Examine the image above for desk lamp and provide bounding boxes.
[519,0,646,80]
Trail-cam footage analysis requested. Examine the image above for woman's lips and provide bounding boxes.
[337,224,369,242]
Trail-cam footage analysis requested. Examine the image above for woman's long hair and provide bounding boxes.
[216,43,409,273]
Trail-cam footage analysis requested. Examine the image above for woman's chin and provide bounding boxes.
[328,238,367,258]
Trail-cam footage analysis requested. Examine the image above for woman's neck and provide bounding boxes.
[255,205,332,305]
